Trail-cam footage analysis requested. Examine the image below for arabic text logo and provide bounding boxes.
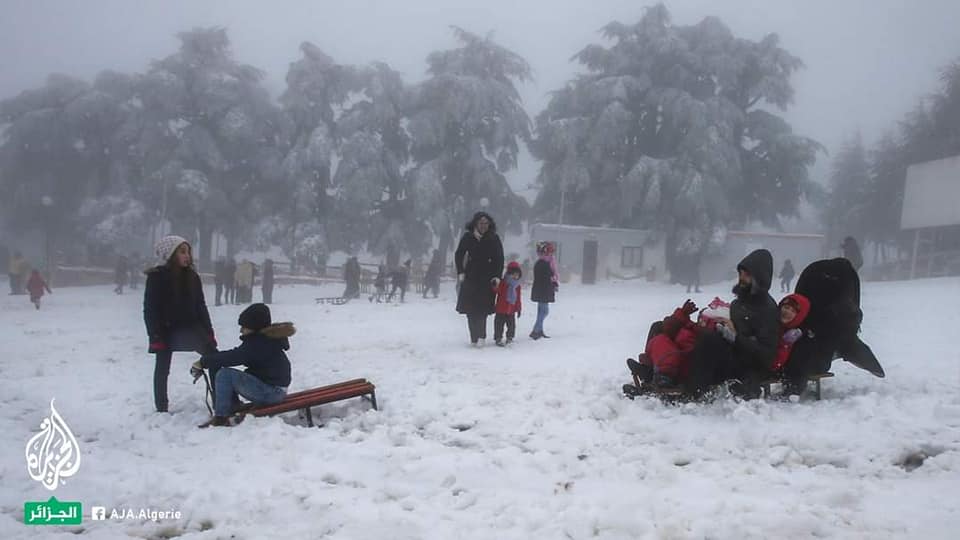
[25,399,81,491]
[24,497,82,526]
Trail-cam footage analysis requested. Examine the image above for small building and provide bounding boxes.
[700,230,826,286]
[900,155,960,278]
[529,223,667,284]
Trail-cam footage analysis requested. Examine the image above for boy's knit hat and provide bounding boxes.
[238,303,272,332]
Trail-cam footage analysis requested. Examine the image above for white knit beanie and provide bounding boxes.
[155,235,189,264]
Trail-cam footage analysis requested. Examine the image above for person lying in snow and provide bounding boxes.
[192,303,293,427]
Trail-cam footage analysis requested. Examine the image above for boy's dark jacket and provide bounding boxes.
[200,323,295,387]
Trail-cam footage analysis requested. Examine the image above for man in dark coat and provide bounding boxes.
[224,258,237,305]
[214,257,227,306]
[422,250,441,298]
[841,236,863,271]
[261,259,275,304]
[686,249,780,398]
[455,211,504,346]
[343,257,361,298]
[783,257,883,390]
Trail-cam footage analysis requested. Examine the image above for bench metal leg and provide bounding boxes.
[303,406,314,427]
[362,391,379,411]
[814,379,822,401]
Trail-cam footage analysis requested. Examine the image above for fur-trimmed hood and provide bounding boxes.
[260,322,296,339]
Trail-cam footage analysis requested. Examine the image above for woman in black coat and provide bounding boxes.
[455,212,504,346]
[143,235,217,413]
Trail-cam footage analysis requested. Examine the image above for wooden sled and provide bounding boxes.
[246,378,377,427]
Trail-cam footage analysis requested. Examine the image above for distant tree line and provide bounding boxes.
[1,4,825,275]
[824,58,960,263]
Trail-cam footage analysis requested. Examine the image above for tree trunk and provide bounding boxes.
[198,221,214,273]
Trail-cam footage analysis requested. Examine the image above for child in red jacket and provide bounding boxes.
[772,293,811,372]
[493,261,523,346]
[26,270,52,309]
[641,299,700,386]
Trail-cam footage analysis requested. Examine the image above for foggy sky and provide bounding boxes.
[3,0,959,190]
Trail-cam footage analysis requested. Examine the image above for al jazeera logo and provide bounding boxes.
[24,399,83,526]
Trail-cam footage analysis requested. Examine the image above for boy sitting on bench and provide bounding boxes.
[192,303,294,427]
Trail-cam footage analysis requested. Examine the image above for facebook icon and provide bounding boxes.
[91,506,106,521]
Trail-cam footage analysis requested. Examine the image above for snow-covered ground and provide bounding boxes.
[1,277,959,539]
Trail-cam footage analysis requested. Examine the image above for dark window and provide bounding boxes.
[621,246,643,268]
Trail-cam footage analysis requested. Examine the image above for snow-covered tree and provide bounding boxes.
[825,133,871,245]
[138,27,280,266]
[0,74,108,263]
[333,62,430,258]
[275,42,361,267]
[406,27,532,262]
[531,4,820,268]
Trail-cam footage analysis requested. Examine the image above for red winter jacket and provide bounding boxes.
[645,304,699,380]
[772,293,811,371]
[26,272,51,298]
[494,262,523,316]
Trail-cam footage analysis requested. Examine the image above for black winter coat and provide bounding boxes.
[200,323,293,388]
[530,259,556,303]
[730,249,780,371]
[143,266,214,352]
[455,231,504,315]
[262,262,275,290]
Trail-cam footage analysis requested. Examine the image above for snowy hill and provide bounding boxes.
[2,277,959,539]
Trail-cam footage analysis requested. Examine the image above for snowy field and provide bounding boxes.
[2,276,959,539]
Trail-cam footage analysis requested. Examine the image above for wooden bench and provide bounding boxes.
[760,372,834,401]
[248,378,377,427]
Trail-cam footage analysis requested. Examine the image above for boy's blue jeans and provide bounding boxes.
[214,368,286,417]
[533,302,550,334]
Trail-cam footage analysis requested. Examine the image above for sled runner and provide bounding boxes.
[315,296,350,305]
[759,372,834,401]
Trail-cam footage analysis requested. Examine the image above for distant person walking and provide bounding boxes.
[8,251,27,295]
[128,252,142,290]
[261,259,275,304]
[343,256,361,299]
[114,254,129,295]
[841,236,863,271]
[26,269,52,309]
[214,257,228,306]
[530,241,558,340]
[455,211,504,347]
[235,259,255,304]
[224,258,237,305]
[779,259,796,292]
[422,249,441,299]
[143,235,217,413]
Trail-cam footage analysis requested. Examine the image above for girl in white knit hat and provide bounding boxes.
[143,235,218,413]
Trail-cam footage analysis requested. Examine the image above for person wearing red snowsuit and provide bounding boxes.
[643,300,700,385]
[772,293,811,372]
[492,261,523,346]
[26,270,52,309]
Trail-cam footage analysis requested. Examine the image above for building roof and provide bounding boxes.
[727,230,824,240]
[531,223,651,234]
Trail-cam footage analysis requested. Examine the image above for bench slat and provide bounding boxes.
[283,378,368,400]
[250,383,375,417]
